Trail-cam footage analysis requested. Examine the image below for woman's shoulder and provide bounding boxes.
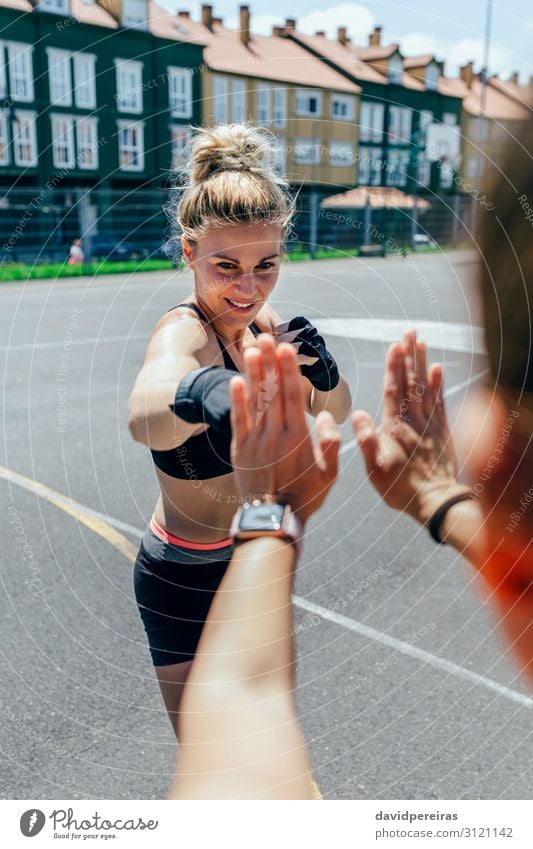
[145,302,215,363]
[253,302,282,334]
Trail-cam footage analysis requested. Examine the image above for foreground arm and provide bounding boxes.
[170,336,339,799]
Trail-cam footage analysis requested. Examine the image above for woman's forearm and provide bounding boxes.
[310,375,352,423]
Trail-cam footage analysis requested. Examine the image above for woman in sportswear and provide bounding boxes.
[128,123,351,734]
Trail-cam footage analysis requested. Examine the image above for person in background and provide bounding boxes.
[68,238,84,265]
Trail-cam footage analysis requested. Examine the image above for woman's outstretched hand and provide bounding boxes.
[230,334,340,524]
[352,331,470,526]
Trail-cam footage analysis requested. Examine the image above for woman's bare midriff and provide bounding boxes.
[152,466,245,543]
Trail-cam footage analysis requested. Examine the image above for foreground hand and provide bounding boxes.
[230,335,340,523]
[352,331,469,526]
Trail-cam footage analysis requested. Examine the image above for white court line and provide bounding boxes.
[339,368,490,457]
[2,463,531,711]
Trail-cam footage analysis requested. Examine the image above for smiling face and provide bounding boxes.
[181,222,282,333]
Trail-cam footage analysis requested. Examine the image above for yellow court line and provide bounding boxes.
[0,464,139,563]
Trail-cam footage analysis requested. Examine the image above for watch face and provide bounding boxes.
[239,502,285,532]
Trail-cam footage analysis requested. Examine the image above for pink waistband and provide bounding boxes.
[149,516,233,550]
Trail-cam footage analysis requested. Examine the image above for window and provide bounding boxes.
[419,109,433,138]
[115,60,143,113]
[465,154,481,180]
[171,125,192,170]
[439,161,454,189]
[73,54,96,109]
[388,54,403,84]
[7,42,34,102]
[0,44,6,98]
[76,117,98,168]
[213,75,228,122]
[417,158,431,186]
[0,111,8,164]
[425,62,439,91]
[38,0,69,13]
[295,89,322,117]
[168,67,192,118]
[273,87,287,128]
[51,114,75,167]
[331,94,354,121]
[117,120,144,170]
[386,149,410,186]
[256,83,270,123]
[231,78,246,122]
[442,112,457,125]
[358,147,383,186]
[273,136,285,176]
[48,48,72,106]
[123,0,147,29]
[329,140,353,167]
[472,117,488,141]
[294,138,321,165]
[12,110,37,166]
[388,105,412,143]
[359,102,384,142]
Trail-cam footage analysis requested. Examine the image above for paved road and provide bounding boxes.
[1,252,532,800]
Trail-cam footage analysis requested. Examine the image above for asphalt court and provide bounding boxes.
[1,253,531,799]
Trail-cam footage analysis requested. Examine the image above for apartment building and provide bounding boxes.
[284,23,463,193]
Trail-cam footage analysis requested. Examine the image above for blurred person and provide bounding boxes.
[68,238,84,265]
[170,335,339,799]
[128,123,351,736]
[353,119,533,680]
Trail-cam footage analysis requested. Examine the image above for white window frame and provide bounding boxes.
[38,0,69,13]
[419,109,433,138]
[386,148,410,187]
[425,62,439,91]
[73,53,96,110]
[115,59,143,114]
[117,119,145,171]
[388,105,412,144]
[359,102,384,142]
[331,94,354,122]
[329,140,353,167]
[273,86,287,128]
[167,66,192,118]
[418,157,431,187]
[76,117,98,169]
[213,75,228,122]
[47,48,72,107]
[0,111,9,164]
[442,112,457,125]
[7,42,34,102]
[0,42,7,99]
[295,89,322,117]
[231,78,246,122]
[388,54,403,84]
[51,113,75,168]
[358,147,383,186]
[294,137,321,165]
[256,82,271,123]
[122,0,147,29]
[171,125,192,170]
[12,110,37,166]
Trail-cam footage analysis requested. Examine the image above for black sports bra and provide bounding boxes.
[150,303,261,480]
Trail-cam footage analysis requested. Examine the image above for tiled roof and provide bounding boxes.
[355,44,401,61]
[148,2,206,44]
[403,54,435,69]
[173,14,361,91]
[440,76,531,120]
[287,32,387,85]
[322,186,430,209]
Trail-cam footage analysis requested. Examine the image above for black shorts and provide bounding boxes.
[133,527,234,667]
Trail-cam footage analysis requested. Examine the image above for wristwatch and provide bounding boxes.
[230,499,303,553]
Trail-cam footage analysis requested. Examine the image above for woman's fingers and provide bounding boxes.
[243,345,262,427]
[315,411,340,483]
[428,362,448,428]
[229,375,251,445]
[277,343,307,431]
[403,331,426,431]
[352,410,379,475]
[416,340,434,420]
[256,334,283,433]
[382,342,406,429]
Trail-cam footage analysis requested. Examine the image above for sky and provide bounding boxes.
[159,0,533,82]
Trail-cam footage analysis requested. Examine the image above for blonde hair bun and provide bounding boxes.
[189,123,278,185]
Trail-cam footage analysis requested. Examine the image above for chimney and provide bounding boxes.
[177,9,190,17]
[285,18,296,30]
[509,71,519,84]
[201,4,213,29]
[337,26,347,45]
[315,30,325,37]
[239,5,250,45]
[460,61,474,88]
[272,25,283,37]
[369,25,381,47]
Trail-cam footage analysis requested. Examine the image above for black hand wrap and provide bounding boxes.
[169,366,233,432]
[288,316,340,392]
